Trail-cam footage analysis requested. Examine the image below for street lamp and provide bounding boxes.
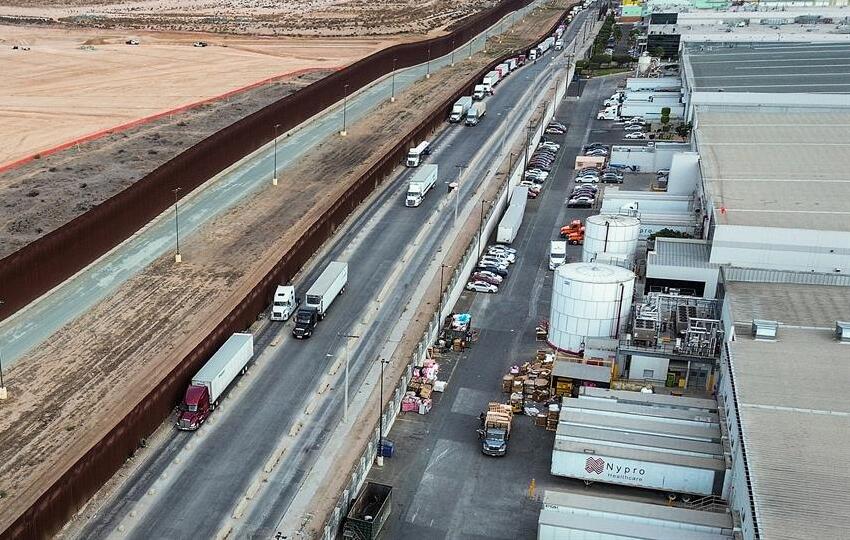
[340,83,349,136]
[391,58,397,103]
[468,39,473,59]
[451,39,455,66]
[478,199,491,257]
[453,164,467,228]
[0,299,6,400]
[172,187,182,263]
[376,357,392,466]
[426,46,432,79]
[272,123,280,186]
[339,333,360,420]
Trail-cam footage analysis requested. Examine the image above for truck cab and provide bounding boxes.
[292,307,318,339]
[406,140,430,167]
[549,241,567,270]
[270,285,297,321]
[465,102,485,126]
[177,384,211,430]
[473,85,487,100]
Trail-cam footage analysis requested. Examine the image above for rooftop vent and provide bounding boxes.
[752,319,778,341]
[836,321,850,343]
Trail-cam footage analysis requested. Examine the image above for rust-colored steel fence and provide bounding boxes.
[0,1,578,537]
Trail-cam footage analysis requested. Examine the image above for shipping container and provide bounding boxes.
[496,186,528,243]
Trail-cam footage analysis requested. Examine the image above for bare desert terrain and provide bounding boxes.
[0,0,499,35]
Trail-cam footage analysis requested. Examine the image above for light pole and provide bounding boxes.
[451,39,455,66]
[468,39,473,59]
[340,83,349,136]
[272,123,280,186]
[0,299,6,400]
[426,46,432,79]
[339,333,359,420]
[376,357,391,466]
[172,187,182,263]
[453,164,467,228]
[478,199,490,257]
[391,58,397,102]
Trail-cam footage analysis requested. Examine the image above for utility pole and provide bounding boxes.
[376,357,391,466]
[451,39,455,66]
[340,83,349,136]
[272,123,280,186]
[468,39,473,59]
[172,187,182,263]
[339,333,360,420]
[0,299,6,400]
[426,46,431,79]
[391,58,397,102]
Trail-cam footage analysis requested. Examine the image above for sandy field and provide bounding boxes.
[0,0,498,36]
[0,24,399,166]
[0,2,571,534]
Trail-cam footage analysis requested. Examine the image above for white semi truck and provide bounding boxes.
[406,164,438,207]
[465,102,486,126]
[449,96,473,123]
[549,241,567,270]
[473,85,487,100]
[406,140,430,167]
[496,186,528,243]
[270,285,298,321]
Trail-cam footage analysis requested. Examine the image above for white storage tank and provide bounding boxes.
[582,214,640,266]
[549,263,635,353]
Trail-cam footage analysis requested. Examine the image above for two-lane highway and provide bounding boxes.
[76,13,592,539]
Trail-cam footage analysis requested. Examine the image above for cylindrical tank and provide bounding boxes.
[582,214,640,266]
[548,263,635,353]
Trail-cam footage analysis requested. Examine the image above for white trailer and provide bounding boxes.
[465,101,486,126]
[551,439,728,497]
[506,58,518,71]
[270,285,298,321]
[449,96,473,123]
[192,333,254,406]
[473,85,487,100]
[305,261,348,319]
[496,186,528,244]
[482,72,499,93]
[406,140,430,167]
[406,164,438,207]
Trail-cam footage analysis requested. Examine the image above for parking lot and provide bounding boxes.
[366,74,668,540]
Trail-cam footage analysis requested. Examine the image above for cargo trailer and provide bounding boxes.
[406,164,438,207]
[496,186,528,244]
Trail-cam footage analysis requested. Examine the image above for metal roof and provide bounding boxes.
[686,43,850,94]
[563,398,720,425]
[579,387,718,411]
[193,333,252,382]
[696,109,850,231]
[552,360,612,383]
[543,490,734,530]
[538,509,734,540]
[554,439,728,471]
[725,281,850,540]
[556,424,724,458]
[559,410,722,442]
[650,238,713,269]
[726,280,850,330]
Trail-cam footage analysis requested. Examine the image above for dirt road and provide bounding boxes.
[0,0,570,534]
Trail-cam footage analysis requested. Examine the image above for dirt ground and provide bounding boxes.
[0,24,397,167]
[0,66,330,259]
[0,1,570,534]
[0,0,498,36]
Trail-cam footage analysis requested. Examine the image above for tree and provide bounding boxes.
[652,47,665,59]
[675,122,693,138]
[660,107,671,132]
[648,228,693,241]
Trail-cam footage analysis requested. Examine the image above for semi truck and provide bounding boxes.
[465,102,486,126]
[292,261,348,338]
[449,96,473,123]
[177,332,254,430]
[506,58,518,71]
[473,84,487,100]
[484,70,500,88]
[342,482,392,540]
[479,402,513,456]
[496,186,528,243]
[270,285,298,321]
[495,63,509,78]
[406,164,438,207]
[549,241,567,270]
[406,140,430,167]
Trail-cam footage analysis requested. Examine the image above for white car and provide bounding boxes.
[488,245,517,255]
[479,257,508,270]
[539,142,560,152]
[624,117,645,125]
[520,180,543,191]
[525,170,549,181]
[624,132,646,139]
[467,281,498,293]
[623,124,644,131]
[486,249,515,263]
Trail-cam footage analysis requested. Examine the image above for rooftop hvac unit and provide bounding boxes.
[836,321,850,343]
[752,319,778,341]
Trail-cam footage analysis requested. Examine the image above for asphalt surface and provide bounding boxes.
[0,1,544,369]
[73,15,590,540]
[365,73,669,539]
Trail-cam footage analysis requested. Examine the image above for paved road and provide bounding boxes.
[0,1,544,369]
[74,16,591,540]
[365,74,671,539]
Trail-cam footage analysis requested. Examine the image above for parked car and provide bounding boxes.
[125,39,140,45]
[193,41,209,47]
[472,272,502,285]
[520,180,543,192]
[479,257,508,270]
[601,172,624,183]
[572,185,598,194]
[584,143,608,151]
[467,281,498,293]
[476,265,508,277]
[567,195,595,208]
[584,149,609,157]
[486,249,515,263]
[624,132,646,139]
[549,121,567,130]
[624,117,645,126]
[545,126,566,135]
[624,124,644,132]
[539,142,560,152]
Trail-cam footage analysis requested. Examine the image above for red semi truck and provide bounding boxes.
[176,332,254,431]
